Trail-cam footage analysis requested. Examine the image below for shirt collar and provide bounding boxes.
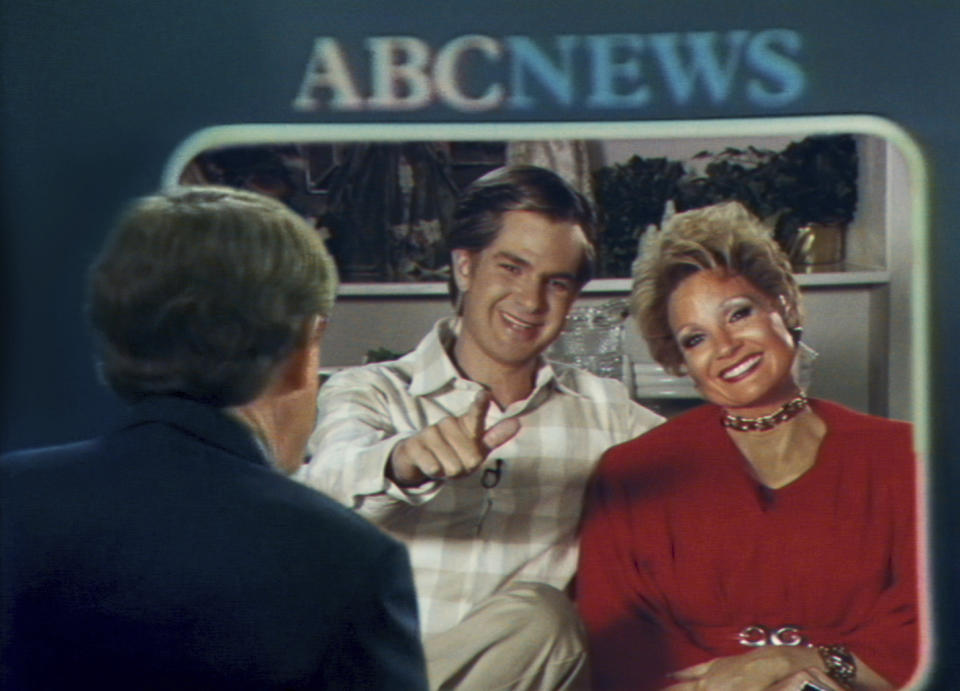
[408,317,469,397]
[542,361,591,399]
[408,317,586,401]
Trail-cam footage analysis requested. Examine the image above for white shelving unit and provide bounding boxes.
[324,132,916,421]
[165,119,921,422]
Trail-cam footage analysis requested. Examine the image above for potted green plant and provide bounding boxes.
[678,135,858,266]
[591,156,686,277]
[591,135,858,275]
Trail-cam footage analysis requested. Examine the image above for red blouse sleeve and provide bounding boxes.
[836,421,921,687]
[577,439,702,691]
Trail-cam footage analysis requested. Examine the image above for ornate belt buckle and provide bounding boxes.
[770,625,806,646]
[738,624,807,647]
[738,624,769,647]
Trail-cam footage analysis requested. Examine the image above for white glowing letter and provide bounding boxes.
[292,37,364,111]
[434,35,504,112]
[366,36,432,110]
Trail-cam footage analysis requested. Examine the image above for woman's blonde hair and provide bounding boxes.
[631,201,801,375]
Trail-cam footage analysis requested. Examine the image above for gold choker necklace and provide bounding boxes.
[721,395,809,432]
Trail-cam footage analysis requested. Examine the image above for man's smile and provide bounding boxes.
[500,310,542,332]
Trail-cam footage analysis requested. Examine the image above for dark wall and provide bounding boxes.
[2,2,958,686]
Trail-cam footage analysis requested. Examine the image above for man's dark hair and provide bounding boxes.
[87,186,338,407]
[446,165,597,305]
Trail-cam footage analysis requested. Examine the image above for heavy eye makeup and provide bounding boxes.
[674,296,759,350]
[725,298,756,323]
[677,330,705,350]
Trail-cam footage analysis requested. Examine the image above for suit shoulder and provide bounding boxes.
[259,471,403,554]
[1,438,101,479]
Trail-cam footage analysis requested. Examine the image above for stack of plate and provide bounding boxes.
[630,361,698,399]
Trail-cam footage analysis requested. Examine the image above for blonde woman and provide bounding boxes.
[577,202,919,691]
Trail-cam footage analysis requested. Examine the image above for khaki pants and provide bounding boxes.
[424,582,589,691]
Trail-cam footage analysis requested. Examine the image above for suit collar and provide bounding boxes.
[118,395,270,468]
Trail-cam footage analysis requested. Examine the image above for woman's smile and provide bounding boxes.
[668,270,799,414]
[719,353,763,381]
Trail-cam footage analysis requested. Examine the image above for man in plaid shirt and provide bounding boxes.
[298,166,662,690]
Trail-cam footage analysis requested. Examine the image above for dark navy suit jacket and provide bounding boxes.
[0,395,427,689]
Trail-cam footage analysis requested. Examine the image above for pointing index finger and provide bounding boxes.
[481,417,521,453]
[461,390,492,440]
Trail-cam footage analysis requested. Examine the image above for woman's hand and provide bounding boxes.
[663,646,822,691]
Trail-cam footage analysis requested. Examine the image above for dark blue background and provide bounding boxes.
[2,2,957,686]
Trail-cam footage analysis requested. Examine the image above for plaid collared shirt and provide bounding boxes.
[297,318,663,635]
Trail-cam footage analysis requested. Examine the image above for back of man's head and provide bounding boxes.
[88,186,338,407]
[446,165,597,306]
